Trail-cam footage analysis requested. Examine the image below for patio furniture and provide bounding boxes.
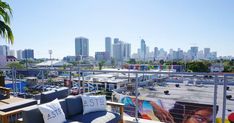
[40,87,69,104]
[0,97,37,123]
[23,95,124,123]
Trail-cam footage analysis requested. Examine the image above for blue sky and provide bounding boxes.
[3,0,234,59]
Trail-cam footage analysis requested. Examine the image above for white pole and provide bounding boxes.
[222,75,227,123]
[134,73,139,122]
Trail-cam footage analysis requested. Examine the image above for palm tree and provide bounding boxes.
[0,0,14,44]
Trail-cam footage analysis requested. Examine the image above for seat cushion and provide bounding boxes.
[38,99,66,123]
[23,99,68,123]
[65,95,83,117]
[81,95,106,115]
[65,111,120,123]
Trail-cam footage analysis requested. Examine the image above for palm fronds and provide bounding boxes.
[0,0,14,44]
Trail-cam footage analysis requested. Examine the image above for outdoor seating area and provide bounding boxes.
[0,87,69,123]
[22,95,124,123]
[0,86,125,123]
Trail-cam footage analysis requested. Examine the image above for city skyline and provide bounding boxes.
[4,0,234,58]
[0,39,225,61]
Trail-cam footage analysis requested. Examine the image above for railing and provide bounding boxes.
[0,67,234,123]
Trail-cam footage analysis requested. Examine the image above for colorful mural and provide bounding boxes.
[117,95,221,123]
[216,112,234,123]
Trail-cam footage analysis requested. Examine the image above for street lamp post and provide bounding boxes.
[49,50,53,68]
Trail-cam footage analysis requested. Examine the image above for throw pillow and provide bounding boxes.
[38,98,66,123]
[81,95,106,115]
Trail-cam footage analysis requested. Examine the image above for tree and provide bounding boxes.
[111,57,115,67]
[7,62,25,69]
[70,61,79,66]
[98,61,105,70]
[0,0,14,44]
[127,59,136,64]
[187,61,210,72]
[159,60,164,65]
[223,59,234,72]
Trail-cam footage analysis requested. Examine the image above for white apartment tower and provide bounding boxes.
[17,50,23,60]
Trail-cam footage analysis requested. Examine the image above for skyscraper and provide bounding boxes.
[140,39,146,60]
[17,50,23,60]
[105,37,112,58]
[177,48,184,60]
[75,37,89,60]
[123,43,131,60]
[154,47,158,59]
[190,46,198,60]
[0,45,9,56]
[22,49,34,59]
[113,41,124,62]
[204,48,210,59]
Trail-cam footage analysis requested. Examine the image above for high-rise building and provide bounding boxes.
[75,37,89,60]
[113,41,124,62]
[158,48,167,60]
[154,47,158,60]
[22,49,34,59]
[17,50,23,60]
[105,37,112,58]
[9,50,15,57]
[168,49,174,60]
[190,46,198,60]
[211,52,217,60]
[140,39,146,59]
[197,50,204,59]
[123,43,131,60]
[177,48,184,60]
[113,38,119,44]
[204,48,210,59]
[0,55,7,67]
[146,46,150,60]
[63,56,76,62]
[0,45,9,56]
[95,52,110,61]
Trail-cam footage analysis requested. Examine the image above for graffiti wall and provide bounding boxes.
[115,94,225,123]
